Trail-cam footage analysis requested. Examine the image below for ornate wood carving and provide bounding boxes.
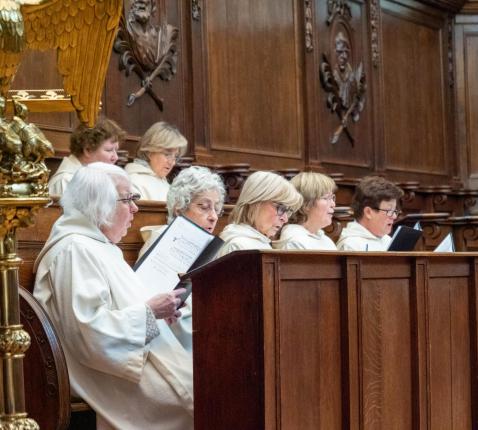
[448,15,454,88]
[370,0,380,67]
[326,0,351,25]
[320,31,366,145]
[304,0,314,52]
[114,0,179,110]
[192,0,201,21]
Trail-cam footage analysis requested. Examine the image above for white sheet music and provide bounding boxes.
[434,233,455,252]
[135,216,215,296]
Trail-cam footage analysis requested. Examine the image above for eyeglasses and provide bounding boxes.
[373,207,401,217]
[319,193,336,202]
[194,202,224,217]
[117,193,141,205]
[271,202,294,218]
[158,151,181,163]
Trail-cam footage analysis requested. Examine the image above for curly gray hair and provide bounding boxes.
[166,166,226,223]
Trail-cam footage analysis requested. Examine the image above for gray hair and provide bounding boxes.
[229,171,303,225]
[60,162,130,228]
[166,166,226,223]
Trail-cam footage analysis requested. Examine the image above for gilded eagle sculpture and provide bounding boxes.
[0,0,123,127]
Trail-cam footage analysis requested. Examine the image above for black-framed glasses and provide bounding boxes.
[117,193,141,205]
[373,207,401,217]
[193,201,224,217]
[271,202,294,217]
[319,193,336,202]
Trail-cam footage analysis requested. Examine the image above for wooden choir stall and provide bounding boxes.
[190,250,477,430]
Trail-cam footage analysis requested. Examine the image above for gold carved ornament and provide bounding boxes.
[0,0,123,127]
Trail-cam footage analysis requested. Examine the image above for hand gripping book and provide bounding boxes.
[134,216,224,301]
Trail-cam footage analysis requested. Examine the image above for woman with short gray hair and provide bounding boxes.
[125,121,188,201]
[34,162,193,430]
[138,165,226,353]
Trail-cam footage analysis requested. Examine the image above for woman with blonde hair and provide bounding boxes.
[273,172,337,250]
[218,171,302,257]
[125,121,188,201]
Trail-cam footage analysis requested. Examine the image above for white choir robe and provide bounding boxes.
[125,160,170,201]
[218,223,272,258]
[336,220,392,251]
[48,154,82,196]
[272,224,337,250]
[34,210,193,430]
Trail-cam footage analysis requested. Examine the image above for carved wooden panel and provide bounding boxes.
[199,0,305,168]
[309,0,374,176]
[454,14,478,188]
[380,0,453,181]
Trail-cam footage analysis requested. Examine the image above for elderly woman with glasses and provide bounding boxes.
[217,171,302,257]
[34,162,193,430]
[48,118,125,195]
[125,121,187,201]
[336,175,404,251]
[273,172,337,250]
[138,165,226,352]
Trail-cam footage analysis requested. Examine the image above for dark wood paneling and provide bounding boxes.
[380,0,453,181]
[200,0,304,166]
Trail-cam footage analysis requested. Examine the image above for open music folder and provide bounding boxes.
[387,225,422,251]
[134,215,224,296]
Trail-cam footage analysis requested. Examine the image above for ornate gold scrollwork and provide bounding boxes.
[0,415,39,430]
[304,0,314,52]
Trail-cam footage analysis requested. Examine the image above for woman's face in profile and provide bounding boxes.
[84,138,119,165]
[101,179,139,243]
[307,193,336,230]
[182,189,222,233]
[253,201,289,238]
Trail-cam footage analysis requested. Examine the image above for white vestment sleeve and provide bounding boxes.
[49,242,148,383]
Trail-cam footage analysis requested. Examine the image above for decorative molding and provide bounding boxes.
[448,15,455,88]
[370,0,380,68]
[192,0,201,21]
[320,32,366,145]
[304,0,314,52]
[114,0,179,109]
[326,0,351,25]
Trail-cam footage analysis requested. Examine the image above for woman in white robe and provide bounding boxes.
[218,171,303,257]
[273,172,337,250]
[125,122,187,201]
[138,166,226,353]
[35,163,193,430]
[336,176,404,251]
[48,118,125,196]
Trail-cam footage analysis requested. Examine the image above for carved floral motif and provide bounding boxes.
[327,0,351,25]
[370,0,380,67]
[304,0,313,52]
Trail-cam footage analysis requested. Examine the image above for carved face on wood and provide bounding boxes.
[129,0,154,25]
[335,32,350,73]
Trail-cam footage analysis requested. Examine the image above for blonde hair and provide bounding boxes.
[289,172,337,224]
[136,121,187,160]
[229,171,303,225]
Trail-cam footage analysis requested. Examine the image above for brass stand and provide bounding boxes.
[0,198,49,430]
